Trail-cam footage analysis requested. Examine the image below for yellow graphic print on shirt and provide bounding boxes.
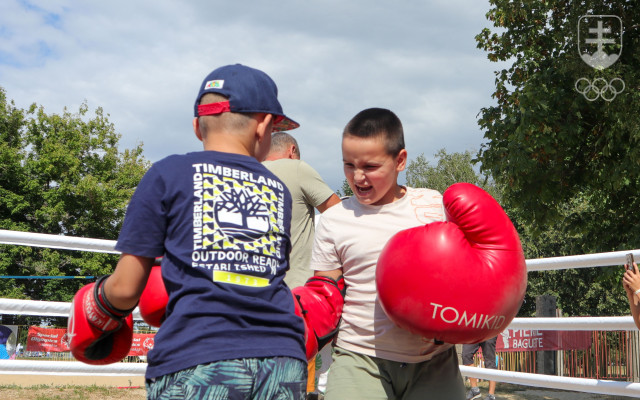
[191,166,286,287]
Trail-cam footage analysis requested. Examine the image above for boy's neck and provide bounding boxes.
[202,141,250,157]
[202,132,255,158]
[389,185,407,203]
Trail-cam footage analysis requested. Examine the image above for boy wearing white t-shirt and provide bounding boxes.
[311,108,465,399]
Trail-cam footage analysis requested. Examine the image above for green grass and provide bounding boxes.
[0,384,145,400]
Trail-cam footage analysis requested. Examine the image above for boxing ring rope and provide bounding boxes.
[459,366,640,398]
[2,229,638,271]
[0,297,633,331]
[0,298,143,320]
[0,359,146,376]
[0,296,635,330]
[1,229,640,396]
[527,249,640,272]
[0,229,118,254]
[508,316,636,331]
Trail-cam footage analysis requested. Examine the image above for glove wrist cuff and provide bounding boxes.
[95,275,136,317]
[86,276,135,332]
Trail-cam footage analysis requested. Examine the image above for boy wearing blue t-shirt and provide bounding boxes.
[90,64,307,399]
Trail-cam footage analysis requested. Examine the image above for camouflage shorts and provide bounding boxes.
[146,357,307,400]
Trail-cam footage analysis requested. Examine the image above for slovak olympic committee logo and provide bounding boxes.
[575,15,624,102]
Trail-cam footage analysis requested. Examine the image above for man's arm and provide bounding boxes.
[316,194,342,213]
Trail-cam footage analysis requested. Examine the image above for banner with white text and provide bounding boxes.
[26,326,69,353]
[496,329,592,352]
[26,326,155,355]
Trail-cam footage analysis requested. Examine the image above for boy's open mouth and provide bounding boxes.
[356,185,373,194]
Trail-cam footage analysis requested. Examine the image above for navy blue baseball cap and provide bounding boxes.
[194,64,299,131]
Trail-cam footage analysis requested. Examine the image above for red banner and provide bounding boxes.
[130,334,155,356]
[26,326,70,353]
[497,329,592,352]
[26,326,155,356]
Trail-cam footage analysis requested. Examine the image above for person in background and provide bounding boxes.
[263,132,341,289]
[264,132,341,399]
[623,260,640,330]
[462,336,498,400]
[0,325,12,359]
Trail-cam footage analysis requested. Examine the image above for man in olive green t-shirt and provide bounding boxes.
[264,132,341,398]
[263,132,341,288]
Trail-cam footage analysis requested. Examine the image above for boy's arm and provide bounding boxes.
[103,254,155,311]
[293,267,345,360]
[314,267,343,280]
[67,253,154,365]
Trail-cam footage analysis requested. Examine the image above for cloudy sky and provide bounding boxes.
[0,0,504,192]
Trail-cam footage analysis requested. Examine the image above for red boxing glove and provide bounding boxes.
[292,276,346,360]
[377,183,527,344]
[293,293,317,361]
[139,259,168,327]
[67,276,135,364]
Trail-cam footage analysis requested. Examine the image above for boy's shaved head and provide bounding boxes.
[343,108,405,157]
[198,93,256,135]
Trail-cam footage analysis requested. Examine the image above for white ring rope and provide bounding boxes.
[1,229,638,272]
[0,298,72,317]
[0,298,142,320]
[0,297,634,331]
[507,316,637,331]
[0,361,638,398]
[0,229,118,254]
[1,229,639,396]
[459,366,640,397]
[0,360,146,376]
[526,249,640,272]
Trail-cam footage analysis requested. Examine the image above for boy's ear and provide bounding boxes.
[255,113,274,142]
[395,149,408,172]
[193,117,204,142]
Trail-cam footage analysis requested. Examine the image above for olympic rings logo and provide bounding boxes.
[575,77,625,102]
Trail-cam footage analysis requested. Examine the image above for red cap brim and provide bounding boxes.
[197,101,299,131]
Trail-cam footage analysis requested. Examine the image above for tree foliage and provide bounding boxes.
[0,87,149,301]
[336,178,354,198]
[406,149,629,317]
[510,194,629,317]
[405,149,498,198]
[476,1,640,241]
[475,1,637,316]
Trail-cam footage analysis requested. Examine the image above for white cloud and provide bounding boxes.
[0,0,504,192]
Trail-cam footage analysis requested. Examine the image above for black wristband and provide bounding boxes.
[94,275,136,318]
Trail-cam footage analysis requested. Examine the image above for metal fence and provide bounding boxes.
[473,330,640,382]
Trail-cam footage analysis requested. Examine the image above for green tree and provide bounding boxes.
[476,1,639,239]
[336,179,353,198]
[0,87,150,301]
[475,2,636,316]
[404,149,631,316]
[509,194,631,317]
[405,149,497,197]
